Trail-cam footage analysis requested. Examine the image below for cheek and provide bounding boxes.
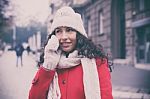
[71,34,77,47]
[72,40,77,50]
[55,35,61,41]
[71,32,77,40]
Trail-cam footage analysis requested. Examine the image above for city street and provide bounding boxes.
[0,50,150,99]
[1,0,150,99]
[0,51,37,99]
[112,64,150,89]
[111,64,150,98]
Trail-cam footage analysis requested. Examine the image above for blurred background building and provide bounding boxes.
[0,0,150,68]
[71,0,150,69]
[0,0,150,98]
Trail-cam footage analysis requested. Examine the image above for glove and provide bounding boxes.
[43,35,60,70]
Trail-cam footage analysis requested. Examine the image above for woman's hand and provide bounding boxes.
[43,35,60,70]
[45,35,59,51]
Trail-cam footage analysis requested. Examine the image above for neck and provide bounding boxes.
[65,53,69,58]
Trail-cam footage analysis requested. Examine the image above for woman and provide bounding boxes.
[29,6,113,99]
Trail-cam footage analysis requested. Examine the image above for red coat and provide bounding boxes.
[29,58,113,99]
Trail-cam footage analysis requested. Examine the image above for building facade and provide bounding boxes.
[73,0,150,68]
[131,0,150,68]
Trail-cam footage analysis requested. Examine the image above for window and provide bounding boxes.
[133,0,150,12]
[139,0,144,11]
[87,17,92,37]
[144,0,150,10]
[98,10,104,35]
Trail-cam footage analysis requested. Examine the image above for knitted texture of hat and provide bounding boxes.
[49,6,88,38]
[55,6,75,18]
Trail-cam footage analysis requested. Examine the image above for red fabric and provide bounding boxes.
[29,59,113,99]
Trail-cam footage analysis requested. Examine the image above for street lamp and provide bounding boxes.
[12,24,16,48]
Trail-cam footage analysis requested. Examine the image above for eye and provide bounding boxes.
[66,27,75,32]
[55,28,62,34]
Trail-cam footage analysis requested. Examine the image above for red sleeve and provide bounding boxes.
[29,67,55,99]
[96,59,113,99]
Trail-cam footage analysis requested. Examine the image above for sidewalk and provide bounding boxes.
[112,86,150,99]
[0,51,37,99]
[1,51,150,99]
[111,64,150,99]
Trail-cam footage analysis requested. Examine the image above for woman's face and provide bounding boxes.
[55,26,77,53]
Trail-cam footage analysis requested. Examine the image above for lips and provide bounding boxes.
[61,42,72,47]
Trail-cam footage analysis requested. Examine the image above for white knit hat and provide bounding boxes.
[49,6,88,38]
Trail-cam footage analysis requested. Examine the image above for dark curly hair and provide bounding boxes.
[37,31,113,72]
[76,32,106,59]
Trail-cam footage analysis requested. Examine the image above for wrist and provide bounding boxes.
[42,66,56,71]
[42,63,56,70]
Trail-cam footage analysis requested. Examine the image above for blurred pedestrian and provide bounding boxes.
[26,45,31,55]
[15,43,24,67]
[29,6,113,99]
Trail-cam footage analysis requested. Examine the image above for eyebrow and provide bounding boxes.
[55,26,67,29]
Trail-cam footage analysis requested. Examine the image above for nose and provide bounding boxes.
[61,31,68,40]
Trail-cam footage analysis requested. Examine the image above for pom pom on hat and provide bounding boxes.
[49,6,88,38]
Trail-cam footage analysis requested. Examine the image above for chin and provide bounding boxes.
[62,48,74,53]
[63,49,71,53]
